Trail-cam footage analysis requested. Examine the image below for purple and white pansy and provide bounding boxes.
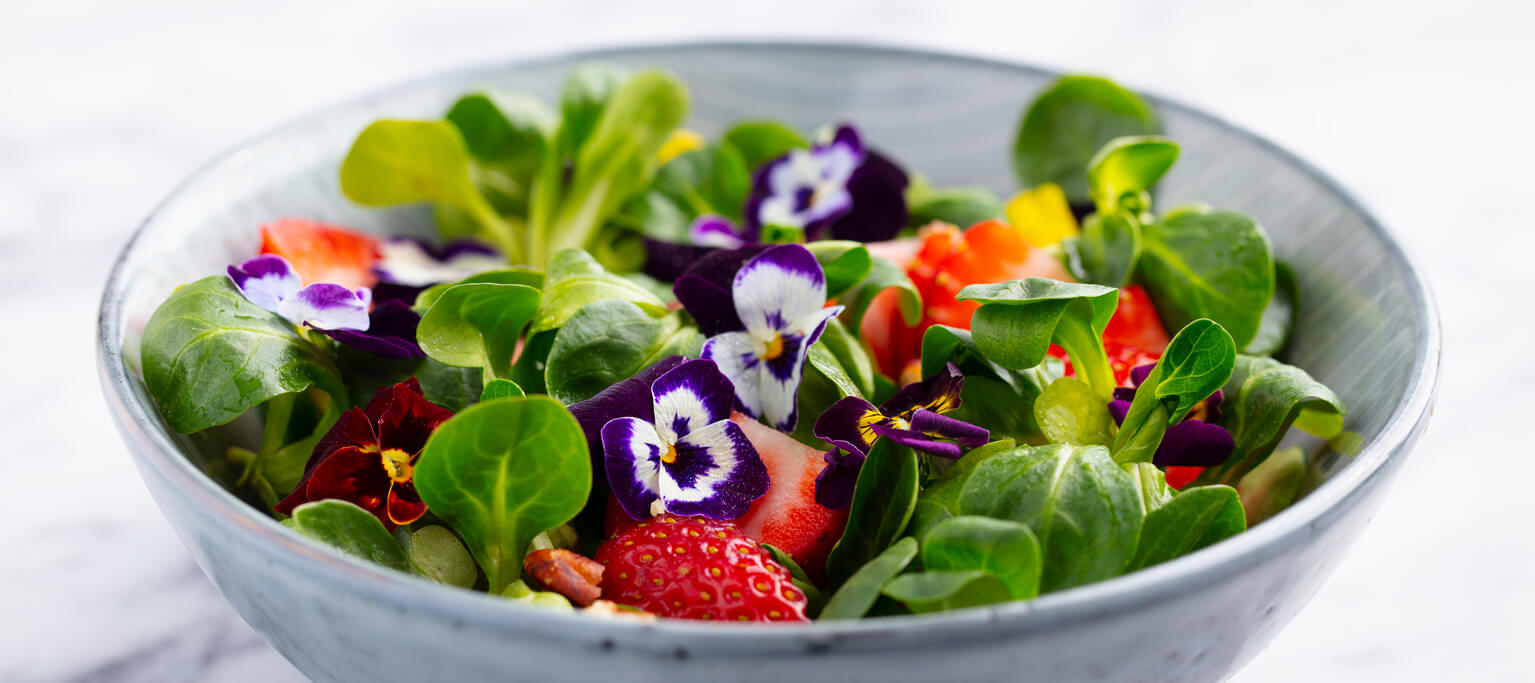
[688,214,748,249]
[373,238,504,287]
[694,244,844,431]
[743,124,909,243]
[1108,364,1235,467]
[601,359,769,521]
[228,255,371,331]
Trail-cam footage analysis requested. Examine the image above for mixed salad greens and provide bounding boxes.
[139,65,1348,623]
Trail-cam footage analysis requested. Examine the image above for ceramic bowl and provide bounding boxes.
[97,42,1439,683]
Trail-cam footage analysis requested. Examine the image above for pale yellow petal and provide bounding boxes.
[656,129,705,165]
[1005,182,1078,248]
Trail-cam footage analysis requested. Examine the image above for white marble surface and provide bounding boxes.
[2,0,1528,680]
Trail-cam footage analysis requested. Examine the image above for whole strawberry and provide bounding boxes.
[595,515,809,622]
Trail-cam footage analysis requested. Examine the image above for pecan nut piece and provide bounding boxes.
[523,549,604,607]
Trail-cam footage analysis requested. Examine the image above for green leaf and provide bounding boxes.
[1013,75,1160,203]
[958,277,1119,397]
[288,500,410,572]
[922,516,1042,600]
[555,62,629,159]
[824,440,921,589]
[544,301,703,405]
[533,249,667,333]
[141,276,344,434]
[816,318,877,398]
[761,543,826,618]
[840,256,922,330]
[1138,210,1275,349]
[1246,260,1298,356]
[1034,376,1114,446]
[480,378,524,401]
[1087,136,1180,215]
[721,120,808,170]
[414,395,591,593]
[413,268,543,314]
[1236,446,1307,525]
[881,570,1011,614]
[445,91,554,174]
[1125,462,1175,515]
[1111,319,1236,464]
[808,241,874,298]
[920,325,1058,441]
[958,443,1142,592]
[501,579,575,610]
[510,329,556,395]
[414,358,484,414]
[819,537,918,620]
[652,144,751,221]
[1068,211,1142,287]
[918,438,1018,516]
[394,525,479,588]
[416,282,541,380]
[788,344,864,446]
[905,181,1005,228]
[1126,485,1245,571]
[1201,355,1346,485]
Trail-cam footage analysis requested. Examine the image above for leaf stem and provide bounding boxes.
[259,392,296,459]
[465,193,526,266]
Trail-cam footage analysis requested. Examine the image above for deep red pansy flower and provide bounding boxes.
[275,379,453,530]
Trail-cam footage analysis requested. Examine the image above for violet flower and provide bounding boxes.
[228,255,370,331]
[743,124,908,242]
[1108,364,1235,467]
[812,363,988,509]
[319,299,425,359]
[374,238,504,287]
[688,244,844,432]
[689,214,749,249]
[601,359,769,520]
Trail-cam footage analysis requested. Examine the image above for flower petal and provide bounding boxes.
[1129,363,1155,388]
[278,283,372,331]
[753,331,811,431]
[814,449,865,510]
[375,238,504,287]
[601,417,666,520]
[385,481,429,527]
[375,380,455,456]
[663,420,768,520]
[907,408,989,449]
[689,214,747,248]
[569,356,687,476]
[700,332,764,419]
[276,445,399,529]
[673,245,770,336]
[1107,399,1133,425]
[650,359,737,443]
[228,254,301,312]
[642,237,719,283]
[828,149,908,242]
[813,396,881,458]
[871,422,964,459]
[320,299,424,358]
[732,244,827,340]
[1154,420,1236,468]
[881,361,964,418]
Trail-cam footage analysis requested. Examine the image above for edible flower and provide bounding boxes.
[601,359,769,520]
[743,124,909,242]
[373,237,504,287]
[690,244,844,431]
[319,299,425,359]
[1004,182,1078,248]
[1108,364,1234,468]
[689,214,748,249]
[812,363,988,508]
[228,254,370,331]
[275,379,454,530]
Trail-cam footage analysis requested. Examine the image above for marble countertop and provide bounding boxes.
[3,0,1528,680]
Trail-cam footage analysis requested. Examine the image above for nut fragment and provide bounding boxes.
[523,549,604,607]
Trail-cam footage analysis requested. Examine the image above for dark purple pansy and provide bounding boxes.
[812,363,988,508]
[569,356,689,487]
[1108,363,1235,467]
[320,299,425,359]
[599,359,769,521]
[742,124,908,243]
[228,254,370,331]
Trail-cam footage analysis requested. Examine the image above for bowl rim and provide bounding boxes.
[97,39,1441,647]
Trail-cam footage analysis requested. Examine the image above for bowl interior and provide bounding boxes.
[102,42,1432,610]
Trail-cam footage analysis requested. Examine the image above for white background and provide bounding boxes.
[2,1,1529,680]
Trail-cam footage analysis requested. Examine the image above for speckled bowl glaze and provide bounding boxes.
[98,42,1439,683]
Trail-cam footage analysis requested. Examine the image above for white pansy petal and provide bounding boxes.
[601,417,666,521]
[662,420,769,520]
[649,359,736,442]
[702,332,765,420]
[227,255,302,312]
[277,284,371,331]
[731,244,828,340]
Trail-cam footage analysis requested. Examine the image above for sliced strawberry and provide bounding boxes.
[1104,285,1170,354]
[729,414,848,581]
[260,218,380,290]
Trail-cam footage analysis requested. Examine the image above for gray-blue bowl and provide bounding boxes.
[97,42,1440,683]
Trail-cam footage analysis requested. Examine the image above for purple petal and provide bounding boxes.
[907,409,988,449]
[227,254,301,312]
[278,283,371,331]
[650,359,737,442]
[732,244,827,340]
[826,148,908,243]
[601,417,666,520]
[828,124,866,156]
[1153,420,1236,468]
[1112,387,1138,403]
[1205,389,1225,423]
[745,127,865,236]
[814,448,865,510]
[871,422,964,459]
[1107,399,1133,425]
[320,299,424,358]
[673,245,770,336]
[643,238,719,283]
[813,396,881,458]
[1130,363,1156,388]
[689,214,747,249]
[570,356,687,474]
[663,420,768,520]
[882,362,965,418]
[375,238,503,287]
[700,332,763,421]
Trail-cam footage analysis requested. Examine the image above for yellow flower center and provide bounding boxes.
[660,442,678,465]
[380,448,415,483]
[762,334,786,361]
